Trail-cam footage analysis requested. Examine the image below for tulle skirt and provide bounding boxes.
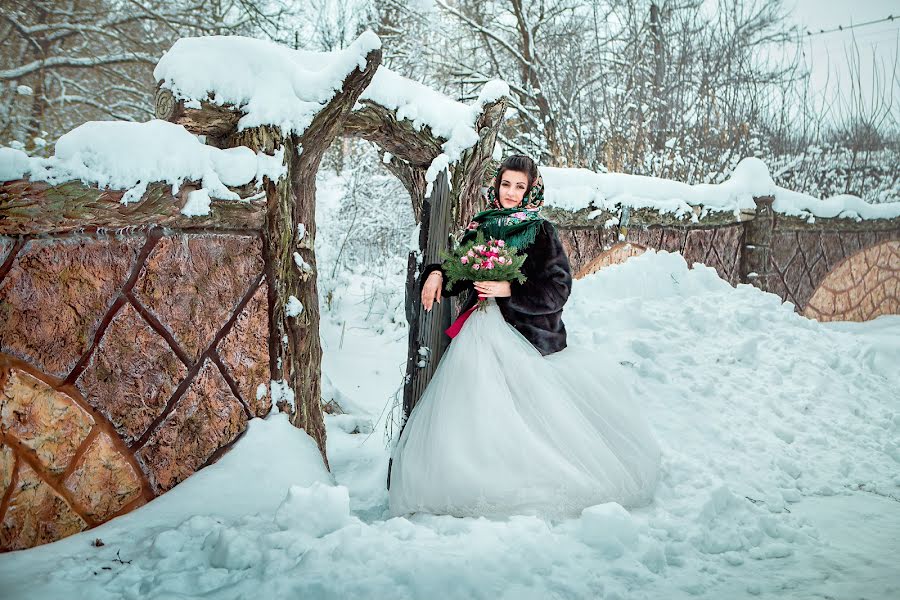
[388,299,661,519]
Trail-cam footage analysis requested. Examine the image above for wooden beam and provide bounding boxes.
[394,97,509,418]
[0,179,266,236]
[155,87,242,141]
[344,100,442,167]
[401,169,452,418]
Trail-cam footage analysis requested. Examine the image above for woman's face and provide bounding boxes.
[498,170,529,209]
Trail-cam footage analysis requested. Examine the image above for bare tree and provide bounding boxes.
[762,29,899,203]
[0,0,297,153]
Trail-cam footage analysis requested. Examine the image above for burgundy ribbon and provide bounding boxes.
[444,296,485,338]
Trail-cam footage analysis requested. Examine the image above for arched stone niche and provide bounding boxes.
[803,240,900,322]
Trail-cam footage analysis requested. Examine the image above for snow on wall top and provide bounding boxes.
[542,158,900,222]
[0,119,285,215]
[360,67,510,197]
[154,31,382,136]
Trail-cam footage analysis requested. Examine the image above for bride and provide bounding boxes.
[388,155,661,519]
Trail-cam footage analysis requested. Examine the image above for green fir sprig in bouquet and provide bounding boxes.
[440,232,528,304]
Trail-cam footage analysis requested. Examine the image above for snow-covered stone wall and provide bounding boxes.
[552,199,900,322]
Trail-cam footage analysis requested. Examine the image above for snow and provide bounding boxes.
[0,147,30,181]
[543,157,900,221]
[180,189,211,217]
[360,67,509,197]
[2,247,897,599]
[269,380,295,413]
[274,483,352,536]
[293,252,312,273]
[577,503,640,559]
[154,31,382,137]
[285,295,304,317]
[0,120,287,210]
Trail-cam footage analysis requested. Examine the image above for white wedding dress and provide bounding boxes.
[388,299,661,519]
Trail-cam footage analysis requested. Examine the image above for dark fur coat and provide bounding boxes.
[423,219,572,355]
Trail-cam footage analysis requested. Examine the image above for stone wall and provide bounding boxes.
[562,222,746,287]
[803,241,900,322]
[763,217,900,321]
[550,202,900,322]
[0,231,271,551]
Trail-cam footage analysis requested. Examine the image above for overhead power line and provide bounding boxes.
[805,15,895,37]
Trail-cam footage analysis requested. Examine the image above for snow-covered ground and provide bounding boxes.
[1,243,897,599]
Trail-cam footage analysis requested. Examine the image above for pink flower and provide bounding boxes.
[461,256,468,264]
[485,261,494,269]
[496,240,505,247]
[497,257,505,264]
[473,264,480,270]
[467,250,475,257]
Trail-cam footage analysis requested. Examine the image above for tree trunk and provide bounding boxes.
[650,3,667,151]
[450,97,508,229]
[260,50,382,466]
[155,88,243,142]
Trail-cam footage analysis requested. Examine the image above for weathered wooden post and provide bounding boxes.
[401,169,453,417]
[740,195,775,289]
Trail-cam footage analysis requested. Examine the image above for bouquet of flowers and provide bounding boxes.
[440,231,527,307]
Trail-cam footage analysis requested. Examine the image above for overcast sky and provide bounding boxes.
[788,0,898,116]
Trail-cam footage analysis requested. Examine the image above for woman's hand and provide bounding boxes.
[421,271,443,311]
[473,280,511,298]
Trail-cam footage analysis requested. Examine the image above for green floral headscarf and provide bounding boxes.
[461,165,545,251]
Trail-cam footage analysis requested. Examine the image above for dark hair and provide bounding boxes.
[494,154,538,197]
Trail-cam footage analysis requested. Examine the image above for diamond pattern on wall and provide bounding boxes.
[1,369,94,474]
[76,303,188,446]
[133,235,264,361]
[766,230,899,313]
[0,230,270,552]
[63,432,144,522]
[1,461,87,551]
[0,238,140,378]
[136,359,248,494]
[215,284,272,417]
